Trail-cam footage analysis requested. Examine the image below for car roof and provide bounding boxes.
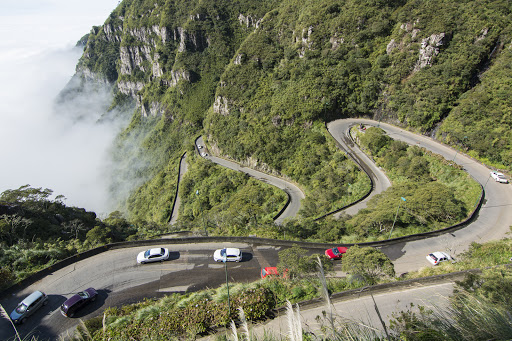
[148,248,164,255]
[21,291,44,305]
[62,294,83,308]
[224,248,240,255]
[263,267,278,273]
[431,251,449,258]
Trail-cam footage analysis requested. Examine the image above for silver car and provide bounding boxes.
[10,291,49,324]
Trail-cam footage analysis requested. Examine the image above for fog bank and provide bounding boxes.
[0,0,123,215]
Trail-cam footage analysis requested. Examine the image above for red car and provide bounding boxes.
[325,246,348,260]
[261,267,288,279]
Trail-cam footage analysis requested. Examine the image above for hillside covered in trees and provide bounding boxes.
[64,0,511,232]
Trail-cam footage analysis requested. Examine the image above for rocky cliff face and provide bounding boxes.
[76,8,216,118]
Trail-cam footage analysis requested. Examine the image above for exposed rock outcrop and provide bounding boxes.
[162,69,191,88]
[414,33,447,71]
[238,14,262,28]
[296,26,314,58]
[329,34,344,50]
[176,27,209,53]
[141,101,166,118]
[103,23,123,42]
[213,96,230,116]
[117,80,145,98]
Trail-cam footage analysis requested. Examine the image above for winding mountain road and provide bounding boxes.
[1,119,511,340]
[196,136,305,225]
[330,119,512,274]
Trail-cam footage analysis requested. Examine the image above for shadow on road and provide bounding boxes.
[168,251,180,261]
[241,253,253,262]
[0,293,64,341]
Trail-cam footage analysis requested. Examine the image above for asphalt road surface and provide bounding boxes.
[0,242,324,340]
[1,119,511,340]
[196,136,305,224]
[329,119,512,274]
[246,281,455,339]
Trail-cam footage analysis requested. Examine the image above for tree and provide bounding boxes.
[277,245,332,278]
[341,245,395,284]
[0,214,32,246]
[0,267,15,289]
[62,219,87,239]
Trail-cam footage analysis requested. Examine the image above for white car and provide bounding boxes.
[426,251,451,266]
[490,171,508,183]
[201,152,208,157]
[137,247,170,264]
[213,248,242,262]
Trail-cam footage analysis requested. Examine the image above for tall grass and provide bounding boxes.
[0,304,21,341]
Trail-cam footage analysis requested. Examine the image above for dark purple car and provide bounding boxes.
[60,287,98,317]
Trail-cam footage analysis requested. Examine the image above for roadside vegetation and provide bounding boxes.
[338,126,481,242]
[72,245,394,340]
[76,0,512,231]
[66,236,512,340]
[0,186,171,291]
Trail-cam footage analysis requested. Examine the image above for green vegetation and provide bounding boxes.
[72,0,511,239]
[0,186,169,290]
[74,245,392,339]
[6,0,512,335]
[341,127,480,241]
[341,245,395,284]
[176,155,288,234]
[70,237,512,340]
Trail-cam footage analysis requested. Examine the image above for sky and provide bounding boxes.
[0,0,122,215]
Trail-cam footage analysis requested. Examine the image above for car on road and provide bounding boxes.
[198,145,203,149]
[426,251,451,265]
[213,248,242,262]
[261,267,289,279]
[60,288,98,318]
[137,247,170,264]
[325,246,348,260]
[201,152,208,157]
[490,171,508,183]
[10,290,48,324]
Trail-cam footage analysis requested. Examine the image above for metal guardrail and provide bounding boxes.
[0,122,486,301]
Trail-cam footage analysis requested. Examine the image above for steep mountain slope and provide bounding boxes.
[72,0,512,225]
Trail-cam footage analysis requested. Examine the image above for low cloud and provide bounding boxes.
[0,46,130,215]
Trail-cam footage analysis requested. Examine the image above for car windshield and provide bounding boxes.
[220,249,226,257]
[144,250,151,258]
[332,248,340,256]
[15,303,28,314]
[78,291,89,299]
[429,254,438,261]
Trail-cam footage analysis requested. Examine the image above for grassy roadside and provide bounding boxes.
[73,234,512,340]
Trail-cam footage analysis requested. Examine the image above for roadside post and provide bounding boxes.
[222,253,231,318]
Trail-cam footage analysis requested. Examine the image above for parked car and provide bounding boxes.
[261,267,289,279]
[201,152,208,157]
[490,171,509,183]
[213,248,242,262]
[10,291,48,324]
[137,247,170,264]
[325,246,348,260]
[60,288,98,318]
[426,251,451,265]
